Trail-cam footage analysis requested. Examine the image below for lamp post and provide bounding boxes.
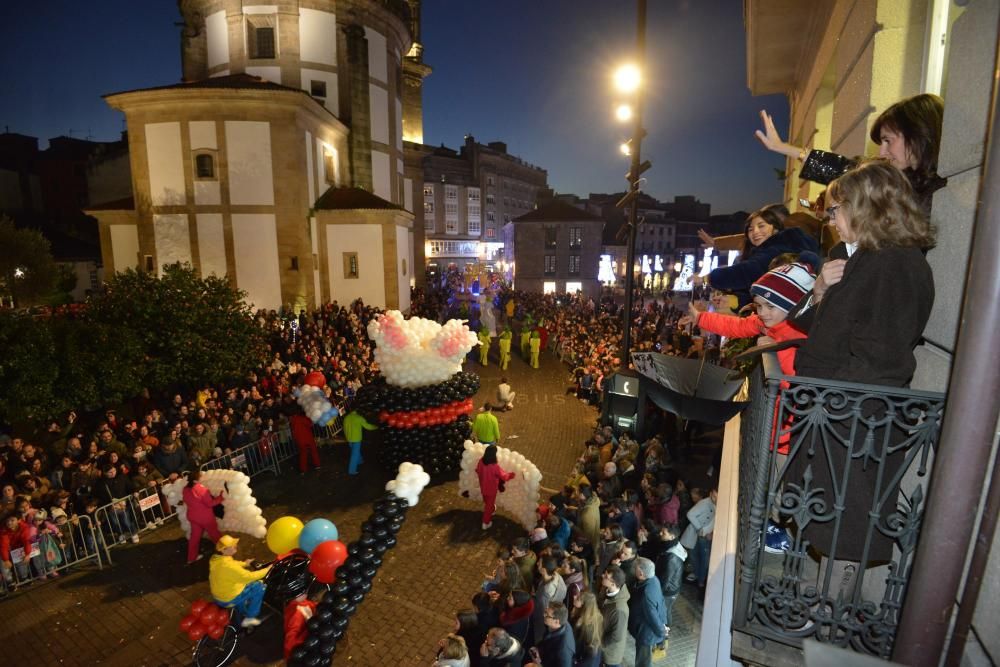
[615,0,649,366]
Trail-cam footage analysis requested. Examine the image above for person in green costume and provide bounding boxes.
[472,403,501,445]
[478,327,492,367]
[529,330,541,369]
[520,315,534,360]
[498,327,513,370]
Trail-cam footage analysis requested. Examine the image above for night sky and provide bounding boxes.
[1,1,788,214]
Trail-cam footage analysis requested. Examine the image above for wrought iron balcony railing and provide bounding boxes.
[731,353,945,666]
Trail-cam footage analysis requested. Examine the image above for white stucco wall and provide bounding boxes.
[371,150,391,201]
[145,122,186,206]
[299,8,336,65]
[403,177,413,212]
[369,84,389,144]
[153,214,193,275]
[395,224,410,312]
[326,223,385,308]
[189,121,216,150]
[196,213,227,278]
[395,98,403,151]
[231,213,282,310]
[225,121,274,206]
[245,66,281,84]
[194,181,221,206]
[109,225,139,273]
[206,10,229,68]
[364,27,387,83]
[305,131,315,204]
[301,68,338,116]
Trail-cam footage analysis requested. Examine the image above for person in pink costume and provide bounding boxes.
[475,445,516,530]
[182,469,225,564]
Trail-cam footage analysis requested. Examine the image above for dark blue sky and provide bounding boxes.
[1,1,788,214]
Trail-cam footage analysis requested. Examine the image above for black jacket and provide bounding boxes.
[708,228,819,307]
[536,624,575,667]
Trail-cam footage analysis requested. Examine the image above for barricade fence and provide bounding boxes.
[1,515,106,593]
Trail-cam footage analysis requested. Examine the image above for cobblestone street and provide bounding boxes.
[0,346,707,666]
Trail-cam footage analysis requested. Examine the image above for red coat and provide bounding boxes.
[476,460,515,498]
[289,414,316,446]
[1,520,32,562]
[182,483,223,526]
[284,599,317,659]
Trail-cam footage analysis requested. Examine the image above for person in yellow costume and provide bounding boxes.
[529,330,541,369]
[520,316,533,360]
[209,535,271,627]
[505,297,515,321]
[498,327,513,370]
[477,327,492,367]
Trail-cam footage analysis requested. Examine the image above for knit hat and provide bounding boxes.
[750,262,816,313]
[50,507,68,521]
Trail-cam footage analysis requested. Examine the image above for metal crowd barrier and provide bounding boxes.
[0,515,107,594]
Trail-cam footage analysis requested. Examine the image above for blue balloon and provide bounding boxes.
[299,519,339,554]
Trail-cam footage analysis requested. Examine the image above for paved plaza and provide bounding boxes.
[0,347,710,666]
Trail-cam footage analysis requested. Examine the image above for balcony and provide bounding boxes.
[703,353,945,666]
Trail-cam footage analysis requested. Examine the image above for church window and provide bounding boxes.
[247,14,277,60]
[343,252,359,279]
[194,153,215,179]
[310,80,327,99]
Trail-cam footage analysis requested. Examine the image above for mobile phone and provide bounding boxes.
[798,198,812,208]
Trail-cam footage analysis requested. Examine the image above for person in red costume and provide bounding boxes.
[283,587,324,660]
[182,469,225,564]
[476,445,516,530]
[289,408,320,474]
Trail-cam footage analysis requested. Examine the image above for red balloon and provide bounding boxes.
[190,599,209,616]
[179,614,197,632]
[198,604,218,622]
[208,623,226,640]
[304,371,327,388]
[188,623,207,641]
[309,539,348,583]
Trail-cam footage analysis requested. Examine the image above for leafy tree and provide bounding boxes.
[0,216,58,307]
[0,311,63,421]
[86,263,266,391]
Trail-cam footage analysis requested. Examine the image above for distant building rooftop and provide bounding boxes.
[313,187,405,211]
[513,199,604,223]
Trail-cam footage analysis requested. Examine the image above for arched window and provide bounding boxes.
[195,153,215,179]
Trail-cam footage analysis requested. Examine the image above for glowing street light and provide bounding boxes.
[615,103,633,122]
[620,142,631,156]
[614,64,641,93]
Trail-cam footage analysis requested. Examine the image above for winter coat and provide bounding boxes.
[0,519,32,562]
[696,313,806,378]
[476,460,515,499]
[708,228,819,306]
[577,496,601,558]
[187,432,216,465]
[532,574,567,644]
[628,576,667,646]
[481,638,524,667]
[788,246,934,562]
[151,443,188,477]
[686,498,716,538]
[183,482,224,526]
[536,623,575,667]
[95,474,134,506]
[652,540,687,598]
[599,586,631,664]
[548,517,571,550]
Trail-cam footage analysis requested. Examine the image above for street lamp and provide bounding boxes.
[613,0,649,367]
[615,103,634,122]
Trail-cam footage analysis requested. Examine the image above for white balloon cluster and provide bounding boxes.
[367,310,479,388]
[163,469,268,539]
[458,441,542,530]
[385,462,431,507]
[293,384,339,425]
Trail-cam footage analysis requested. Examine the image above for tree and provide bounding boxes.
[0,216,58,307]
[86,263,266,391]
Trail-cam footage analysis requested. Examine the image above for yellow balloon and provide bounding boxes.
[266,516,304,555]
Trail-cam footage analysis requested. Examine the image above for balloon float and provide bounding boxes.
[458,441,543,529]
[357,310,481,477]
[287,463,430,666]
[163,470,267,539]
[293,381,339,426]
[178,598,230,643]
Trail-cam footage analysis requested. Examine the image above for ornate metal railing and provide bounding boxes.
[731,353,945,666]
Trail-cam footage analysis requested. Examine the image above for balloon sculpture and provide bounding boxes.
[286,463,431,666]
[179,598,230,642]
[458,441,543,529]
[163,470,267,539]
[355,311,481,476]
[294,374,339,426]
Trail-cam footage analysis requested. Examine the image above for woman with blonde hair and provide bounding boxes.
[433,633,470,667]
[571,591,604,667]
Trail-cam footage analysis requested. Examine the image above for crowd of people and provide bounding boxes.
[436,429,716,667]
[0,299,386,589]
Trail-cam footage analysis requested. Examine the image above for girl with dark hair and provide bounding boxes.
[454,609,485,667]
[476,445,515,530]
[704,203,818,307]
[499,589,534,646]
[181,468,224,564]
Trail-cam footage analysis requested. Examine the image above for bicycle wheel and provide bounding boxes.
[192,624,239,667]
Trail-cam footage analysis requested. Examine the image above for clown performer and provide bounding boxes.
[498,327,513,370]
[478,326,492,367]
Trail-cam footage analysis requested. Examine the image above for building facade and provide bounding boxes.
[422,136,547,275]
[502,199,604,299]
[87,0,428,312]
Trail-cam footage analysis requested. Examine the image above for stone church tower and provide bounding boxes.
[87,0,429,312]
